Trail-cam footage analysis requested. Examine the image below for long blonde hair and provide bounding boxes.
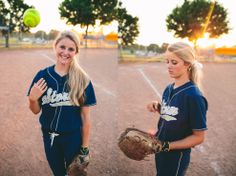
[54,30,90,106]
[167,42,203,92]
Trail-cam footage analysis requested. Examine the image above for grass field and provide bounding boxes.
[119,51,236,63]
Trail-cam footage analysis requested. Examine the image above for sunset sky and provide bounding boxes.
[24,0,235,47]
[120,0,236,47]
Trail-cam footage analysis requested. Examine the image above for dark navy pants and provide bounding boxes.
[42,129,82,176]
[155,150,191,176]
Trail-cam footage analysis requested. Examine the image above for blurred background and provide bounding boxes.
[118,0,236,63]
[0,0,118,48]
[1,0,236,175]
[117,1,236,175]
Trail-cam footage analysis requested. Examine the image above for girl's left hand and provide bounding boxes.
[29,78,47,102]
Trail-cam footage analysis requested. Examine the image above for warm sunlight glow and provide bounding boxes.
[93,20,118,35]
[121,0,236,47]
[197,33,216,48]
[196,32,234,48]
[103,21,118,35]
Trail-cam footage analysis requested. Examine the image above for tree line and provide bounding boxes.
[0,0,139,47]
[0,0,230,48]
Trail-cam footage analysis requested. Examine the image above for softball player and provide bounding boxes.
[147,42,208,176]
[28,31,96,176]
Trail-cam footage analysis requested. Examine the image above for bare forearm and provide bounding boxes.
[28,99,41,114]
[170,132,205,150]
[82,122,91,147]
[81,106,91,147]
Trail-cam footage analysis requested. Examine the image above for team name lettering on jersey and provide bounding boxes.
[160,101,178,121]
[42,87,72,107]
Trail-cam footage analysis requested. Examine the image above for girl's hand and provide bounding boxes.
[147,101,160,113]
[29,78,47,102]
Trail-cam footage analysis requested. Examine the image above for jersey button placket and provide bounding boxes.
[59,78,63,86]
[54,79,67,132]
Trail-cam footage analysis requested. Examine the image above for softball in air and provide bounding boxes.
[23,8,40,28]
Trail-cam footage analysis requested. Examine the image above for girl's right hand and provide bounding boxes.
[147,101,160,113]
[29,78,47,102]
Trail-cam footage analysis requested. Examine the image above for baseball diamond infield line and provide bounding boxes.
[137,67,162,100]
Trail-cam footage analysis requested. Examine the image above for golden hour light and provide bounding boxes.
[197,33,216,48]
[121,0,236,47]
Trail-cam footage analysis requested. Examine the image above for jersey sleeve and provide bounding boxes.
[187,95,208,131]
[83,81,97,106]
[27,70,44,96]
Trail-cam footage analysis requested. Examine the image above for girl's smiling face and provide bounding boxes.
[55,37,77,65]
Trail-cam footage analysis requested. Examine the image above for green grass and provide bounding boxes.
[119,55,164,63]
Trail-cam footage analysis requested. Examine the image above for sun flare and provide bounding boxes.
[197,33,216,48]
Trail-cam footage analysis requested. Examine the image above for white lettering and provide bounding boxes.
[160,100,179,121]
[42,87,71,106]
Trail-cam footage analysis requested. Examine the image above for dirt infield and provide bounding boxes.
[0,48,118,176]
[0,48,236,176]
[118,62,236,176]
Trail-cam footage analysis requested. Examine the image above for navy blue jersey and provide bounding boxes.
[156,81,208,143]
[28,65,96,133]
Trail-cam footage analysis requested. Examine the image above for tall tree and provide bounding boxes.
[59,0,118,47]
[93,0,118,25]
[0,0,8,26]
[0,0,32,33]
[117,2,139,46]
[0,0,32,46]
[166,0,230,47]
[0,0,9,47]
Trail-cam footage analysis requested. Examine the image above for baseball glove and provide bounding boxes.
[67,153,90,176]
[118,128,163,161]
